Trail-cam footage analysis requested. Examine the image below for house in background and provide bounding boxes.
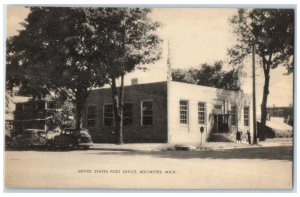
[267,105,293,126]
[6,94,65,133]
[5,93,32,133]
[255,104,294,138]
[83,80,253,145]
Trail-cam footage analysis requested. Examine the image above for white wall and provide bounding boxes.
[167,81,253,145]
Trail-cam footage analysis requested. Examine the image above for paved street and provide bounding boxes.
[5,146,293,189]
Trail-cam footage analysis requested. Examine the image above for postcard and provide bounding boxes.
[4,6,294,189]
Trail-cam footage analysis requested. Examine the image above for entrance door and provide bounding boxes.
[213,114,223,133]
[213,105,229,133]
[213,105,222,133]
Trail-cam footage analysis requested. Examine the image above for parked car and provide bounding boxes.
[11,129,48,149]
[52,128,93,150]
[46,130,61,148]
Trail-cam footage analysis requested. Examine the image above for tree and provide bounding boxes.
[45,93,75,131]
[228,9,294,141]
[172,61,241,91]
[6,7,107,132]
[86,8,162,144]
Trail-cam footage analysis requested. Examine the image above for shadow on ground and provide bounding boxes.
[88,146,293,161]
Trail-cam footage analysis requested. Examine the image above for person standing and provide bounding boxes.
[236,131,241,143]
[247,130,251,144]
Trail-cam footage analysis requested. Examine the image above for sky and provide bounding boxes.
[5,6,294,108]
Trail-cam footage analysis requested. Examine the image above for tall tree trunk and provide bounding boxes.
[118,74,125,144]
[111,77,121,144]
[75,100,84,132]
[259,62,271,141]
[111,75,125,144]
[75,89,87,134]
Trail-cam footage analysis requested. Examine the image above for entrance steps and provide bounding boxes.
[208,132,236,142]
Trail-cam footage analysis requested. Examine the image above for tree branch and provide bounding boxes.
[57,87,76,102]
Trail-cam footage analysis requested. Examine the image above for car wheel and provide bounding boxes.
[68,143,74,150]
[39,137,47,144]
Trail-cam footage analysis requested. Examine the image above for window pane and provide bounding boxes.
[142,101,153,126]
[123,103,133,126]
[231,106,236,126]
[104,112,113,118]
[142,101,152,111]
[180,100,188,124]
[104,105,113,112]
[104,104,113,126]
[244,106,249,126]
[198,102,205,125]
[143,116,152,125]
[104,118,113,126]
[87,106,96,127]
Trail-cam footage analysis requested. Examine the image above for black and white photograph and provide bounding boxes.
[3,3,295,190]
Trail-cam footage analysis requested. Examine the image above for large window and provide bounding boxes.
[180,100,189,124]
[123,103,133,126]
[198,102,206,125]
[87,105,96,127]
[104,104,113,127]
[231,106,237,126]
[244,106,249,126]
[141,101,153,126]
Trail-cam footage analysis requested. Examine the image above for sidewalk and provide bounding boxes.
[90,138,293,152]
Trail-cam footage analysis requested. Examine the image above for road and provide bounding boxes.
[5,146,293,189]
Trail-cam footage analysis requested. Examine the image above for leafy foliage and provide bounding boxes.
[172,61,241,91]
[228,9,294,73]
[6,7,109,130]
[6,8,107,97]
[85,8,162,78]
[6,7,162,138]
[46,100,75,131]
[83,8,162,143]
[228,9,294,140]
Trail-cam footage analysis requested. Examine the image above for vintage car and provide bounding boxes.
[52,128,93,150]
[11,129,48,149]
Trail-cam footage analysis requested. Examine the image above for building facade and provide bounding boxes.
[83,82,168,143]
[12,98,63,133]
[83,81,253,145]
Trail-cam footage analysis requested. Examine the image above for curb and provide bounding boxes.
[89,143,292,152]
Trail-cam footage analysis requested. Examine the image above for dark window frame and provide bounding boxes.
[231,106,237,126]
[103,104,114,127]
[123,103,133,126]
[244,106,249,126]
[141,100,153,126]
[87,105,96,127]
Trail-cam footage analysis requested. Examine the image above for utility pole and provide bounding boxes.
[242,22,258,144]
[252,41,258,144]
